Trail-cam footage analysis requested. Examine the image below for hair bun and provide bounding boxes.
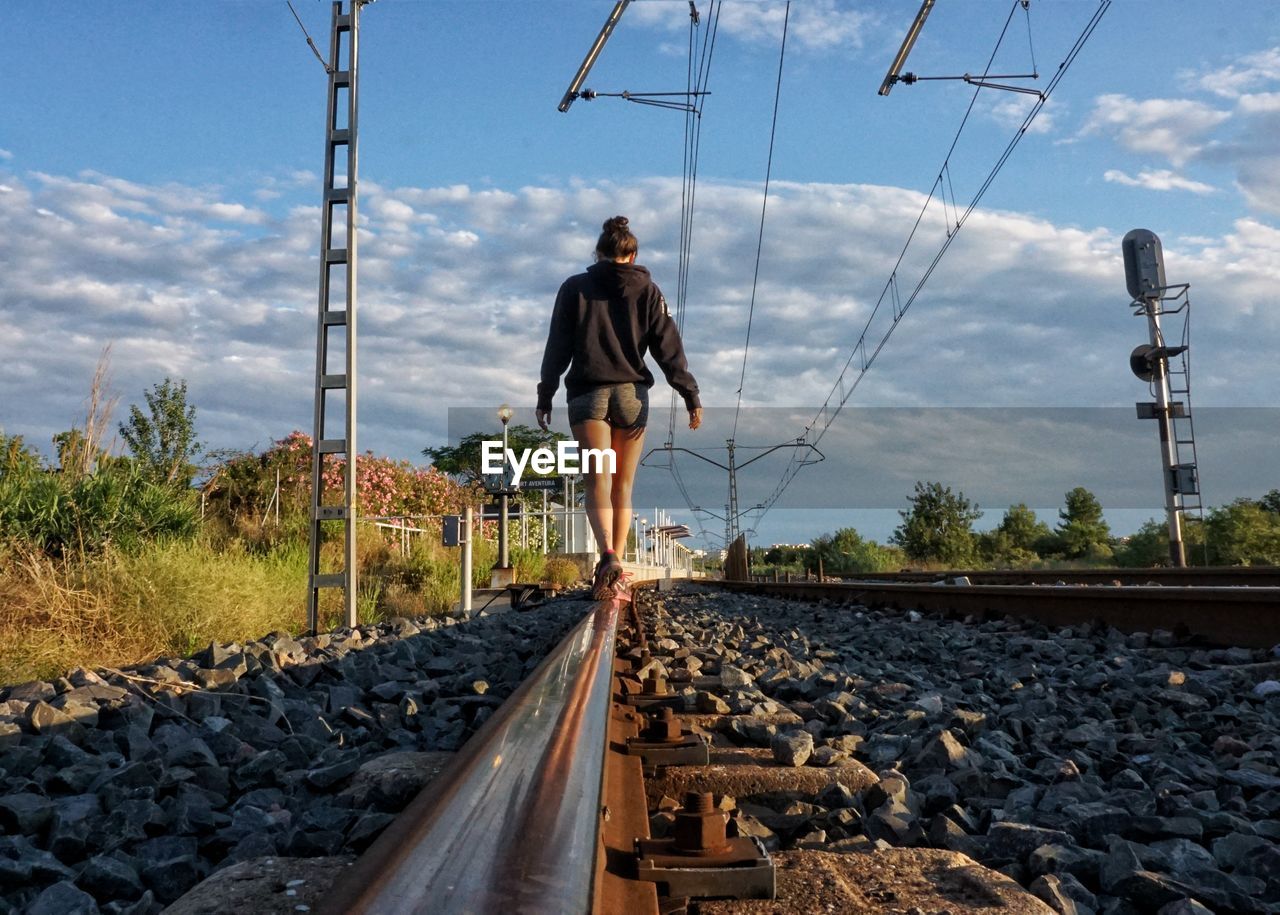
[603,215,629,232]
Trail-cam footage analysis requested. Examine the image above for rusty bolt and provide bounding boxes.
[672,791,730,855]
[642,706,682,743]
[643,671,668,696]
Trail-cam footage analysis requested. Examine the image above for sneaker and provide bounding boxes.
[592,552,623,600]
[613,569,634,599]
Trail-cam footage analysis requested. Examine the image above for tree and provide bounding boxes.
[1206,499,1280,566]
[424,424,569,484]
[810,528,901,574]
[1114,518,1170,567]
[119,378,202,487]
[980,503,1051,565]
[1258,489,1280,514]
[1056,487,1112,559]
[892,481,981,566]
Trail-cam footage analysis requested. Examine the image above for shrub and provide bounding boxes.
[0,463,197,556]
[544,557,580,589]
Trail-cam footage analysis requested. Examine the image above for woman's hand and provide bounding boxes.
[536,408,551,432]
[688,407,702,430]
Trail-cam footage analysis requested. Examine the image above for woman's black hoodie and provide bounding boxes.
[537,261,700,413]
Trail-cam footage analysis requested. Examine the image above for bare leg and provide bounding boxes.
[572,419,614,554]
[610,424,646,559]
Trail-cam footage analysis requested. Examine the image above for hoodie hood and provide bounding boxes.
[586,261,652,299]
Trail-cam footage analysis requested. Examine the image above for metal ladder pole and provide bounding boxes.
[307,0,365,634]
[1144,299,1186,568]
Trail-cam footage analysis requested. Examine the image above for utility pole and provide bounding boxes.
[307,0,370,634]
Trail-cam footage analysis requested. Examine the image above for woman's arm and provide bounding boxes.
[646,287,701,413]
[536,281,577,418]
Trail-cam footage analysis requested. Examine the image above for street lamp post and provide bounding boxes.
[498,404,514,574]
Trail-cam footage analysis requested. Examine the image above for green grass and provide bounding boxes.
[0,538,307,683]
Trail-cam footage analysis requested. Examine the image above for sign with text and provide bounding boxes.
[519,477,563,491]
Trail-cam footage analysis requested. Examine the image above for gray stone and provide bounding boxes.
[1155,901,1214,915]
[77,855,144,902]
[866,800,920,845]
[28,881,101,915]
[1028,844,1106,883]
[915,729,972,770]
[1029,874,1081,915]
[48,793,102,859]
[1147,838,1218,875]
[102,890,159,915]
[27,700,80,736]
[810,745,848,767]
[336,751,454,813]
[770,730,814,767]
[720,665,754,689]
[695,691,731,714]
[727,716,777,746]
[163,736,218,770]
[0,720,21,750]
[1125,815,1203,842]
[346,811,396,851]
[0,856,33,889]
[7,681,57,703]
[0,792,53,834]
[986,822,1075,862]
[141,856,203,905]
[306,754,362,790]
[1099,839,1146,896]
[54,699,100,728]
[1211,832,1272,869]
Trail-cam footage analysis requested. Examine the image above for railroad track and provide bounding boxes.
[728,576,1280,650]
[318,578,1280,914]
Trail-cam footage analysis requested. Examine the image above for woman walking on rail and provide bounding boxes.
[537,216,702,599]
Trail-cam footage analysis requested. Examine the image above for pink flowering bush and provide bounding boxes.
[204,431,478,532]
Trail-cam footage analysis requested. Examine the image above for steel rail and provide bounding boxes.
[320,595,623,914]
[714,580,1280,649]
[833,566,1280,588]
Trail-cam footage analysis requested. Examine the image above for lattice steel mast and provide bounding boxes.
[307,0,369,633]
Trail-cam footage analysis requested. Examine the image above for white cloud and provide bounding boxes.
[1193,47,1280,99]
[1103,168,1215,195]
[1081,94,1230,166]
[1237,91,1280,114]
[0,149,13,161]
[983,94,1055,135]
[0,168,1275,482]
[629,0,875,52]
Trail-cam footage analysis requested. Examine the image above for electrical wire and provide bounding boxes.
[732,1,790,442]
[754,0,1111,527]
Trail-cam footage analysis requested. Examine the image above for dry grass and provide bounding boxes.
[0,540,307,684]
[0,524,517,685]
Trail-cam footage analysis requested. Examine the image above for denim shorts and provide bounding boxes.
[566,383,649,429]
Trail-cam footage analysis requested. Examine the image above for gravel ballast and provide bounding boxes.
[637,585,1280,914]
[0,598,591,914]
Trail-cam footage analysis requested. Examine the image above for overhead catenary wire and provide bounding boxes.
[660,1,722,549]
[667,0,721,445]
[750,0,1111,530]
[286,0,333,73]
[731,1,790,442]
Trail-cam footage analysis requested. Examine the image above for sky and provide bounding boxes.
[2,0,1278,548]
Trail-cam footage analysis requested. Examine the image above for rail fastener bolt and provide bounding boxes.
[642,707,683,744]
[673,792,731,856]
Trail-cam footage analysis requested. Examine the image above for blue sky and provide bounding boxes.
[3,1,1279,547]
